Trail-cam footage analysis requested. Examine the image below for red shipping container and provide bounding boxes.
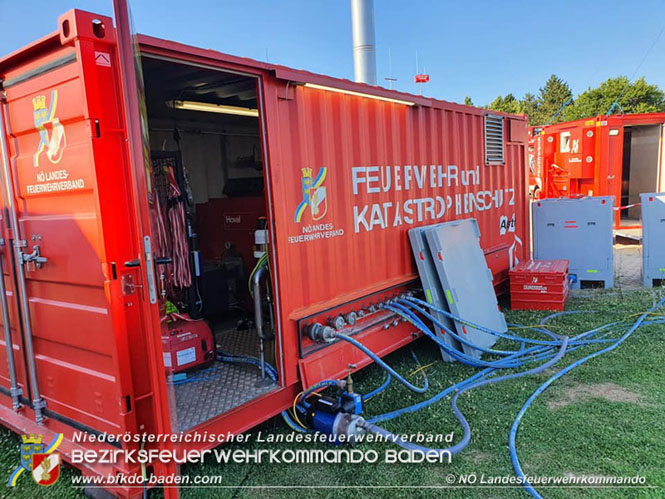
[0,9,530,493]
[510,259,569,311]
[529,112,665,229]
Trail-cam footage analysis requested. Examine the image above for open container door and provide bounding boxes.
[110,0,179,483]
[0,6,176,492]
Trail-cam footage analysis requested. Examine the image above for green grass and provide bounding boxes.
[2,289,664,498]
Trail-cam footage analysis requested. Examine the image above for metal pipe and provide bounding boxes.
[0,241,21,410]
[257,335,266,381]
[252,265,270,341]
[252,265,270,380]
[0,94,45,423]
[351,0,377,86]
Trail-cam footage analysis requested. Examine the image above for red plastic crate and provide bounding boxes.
[509,259,570,311]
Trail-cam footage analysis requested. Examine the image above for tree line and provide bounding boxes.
[466,75,665,126]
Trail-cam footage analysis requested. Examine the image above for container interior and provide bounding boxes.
[620,124,662,223]
[142,56,277,431]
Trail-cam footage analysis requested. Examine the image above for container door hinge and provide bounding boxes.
[33,397,47,425]
[10,386,23,411]
[19,244,47,269]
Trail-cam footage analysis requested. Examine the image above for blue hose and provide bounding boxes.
[384,303,548,369]
[169,352,280,385]
[367,368,493,423]
[394,299,572,353]
[219,352,306,433]
[369,310,629,424]
[403,296,564,346]
[277,289,661,472]
[391,301,522,356]
[445,335,569,455]
[539,310,592,326]
[363,373,392,402]
[401,298,621,349]
[217,351,279,381]
[333,333,430,394]
[509,294,665,498]
[282,409,309,433]
[364,336,569,457]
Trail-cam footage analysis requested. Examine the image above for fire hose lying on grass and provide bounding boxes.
[279,292,665,498]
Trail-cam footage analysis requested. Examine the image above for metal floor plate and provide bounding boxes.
[174,328,277,432]
[215,327,261,357]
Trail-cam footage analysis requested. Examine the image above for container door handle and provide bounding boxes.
[143,236,158,304]
[125,257,171,268]
[124,255,171,300]
[20,244,47,269]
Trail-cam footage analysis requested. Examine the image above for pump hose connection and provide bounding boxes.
[294,290,665,498]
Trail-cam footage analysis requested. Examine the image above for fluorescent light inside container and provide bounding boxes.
[169,100,259,117]
[304,83,415,106]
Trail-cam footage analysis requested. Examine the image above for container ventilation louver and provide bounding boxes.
[484,114,505,165]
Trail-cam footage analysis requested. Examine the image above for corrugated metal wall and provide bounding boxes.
[267,84,529,318]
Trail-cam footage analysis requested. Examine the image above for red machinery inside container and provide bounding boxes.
[165,317,216,373]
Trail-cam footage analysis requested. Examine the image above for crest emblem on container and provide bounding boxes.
[33,90,66,167]
[294,167,328,222]
[31,453,60,486]
[8,433,63,487]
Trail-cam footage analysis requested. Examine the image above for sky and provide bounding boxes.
[2,0,665,106]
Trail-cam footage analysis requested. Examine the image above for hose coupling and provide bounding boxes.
[308,323,336,343]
